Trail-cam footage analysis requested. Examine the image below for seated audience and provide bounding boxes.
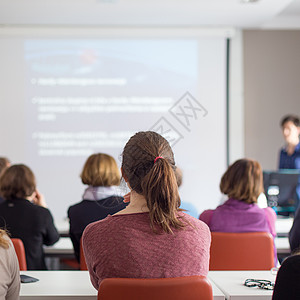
[0,157,10,204]
[0,229,20,300]
[272,252,300,300]
[199,158,277,263]
[0,164,59,270]
[68,153,126,262]
[82,131,211,290]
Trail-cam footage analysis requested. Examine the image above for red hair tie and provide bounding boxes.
[154,156,163,164]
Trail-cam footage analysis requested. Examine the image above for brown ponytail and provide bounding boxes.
[122,131,185,233]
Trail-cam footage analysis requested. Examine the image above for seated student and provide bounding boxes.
[0,229,20,300]
[82,131,211,290]
[0,157,10,204]
[68,153,126,262]
[0,164,59,270]
[272,252,300,300]
[199,159,277,262]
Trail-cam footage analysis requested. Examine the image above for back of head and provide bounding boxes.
[80,153,120,187]
[0,164,36,200]
[220,158,263,204]
[121,131,183,233]
[280,115,300,128]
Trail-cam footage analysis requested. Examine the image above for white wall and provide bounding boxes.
[243,30,300,170]
[228,29,245,164]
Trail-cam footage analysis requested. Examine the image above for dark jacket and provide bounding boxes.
[0,198,59,270]
[289,208,300,252]
[273,254,300,300]
[68,196,126,261]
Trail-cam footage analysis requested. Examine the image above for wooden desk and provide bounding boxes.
[208,270,276,299]
[20,271,225,299]
[20,271,97,299]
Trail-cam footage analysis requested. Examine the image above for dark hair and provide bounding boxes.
[281,115,300,128]
[80,153,120,187]
[220,158,263,204]
[121,131,184,233]
[0,164,36,200]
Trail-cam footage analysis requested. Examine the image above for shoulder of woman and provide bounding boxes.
[199,209,214,225]
[84,215,113,234]
[263,207,277,218]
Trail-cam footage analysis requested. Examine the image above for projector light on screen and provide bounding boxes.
[0,34,227,221]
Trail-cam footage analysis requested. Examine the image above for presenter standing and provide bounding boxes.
[279,115,300,252]
[278,115,300,211]
[279,115,300,171]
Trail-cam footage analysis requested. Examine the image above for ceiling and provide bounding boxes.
[0,0,300,29]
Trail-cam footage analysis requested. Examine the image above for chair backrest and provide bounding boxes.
[97,276,213,300]
[210,231,274,270]
[11,238,27,271]
[80,238,88,270]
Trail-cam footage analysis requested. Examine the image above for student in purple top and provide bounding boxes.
[199,158,277,263]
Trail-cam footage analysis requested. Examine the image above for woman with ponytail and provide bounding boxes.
[82,131,211,290]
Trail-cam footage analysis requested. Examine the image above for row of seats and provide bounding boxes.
[13,232,274,300]
[97,231,274,299]
[13,231,274,271]
[98,276,213,300]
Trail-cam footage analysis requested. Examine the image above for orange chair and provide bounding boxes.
[11,238,27,271]
[80,238,88,270]
[97,276,213,300]
[209,232,275,270]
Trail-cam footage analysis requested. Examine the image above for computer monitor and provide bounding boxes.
[263,170,300,216]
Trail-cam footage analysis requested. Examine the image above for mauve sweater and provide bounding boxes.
[82,212,211,290]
